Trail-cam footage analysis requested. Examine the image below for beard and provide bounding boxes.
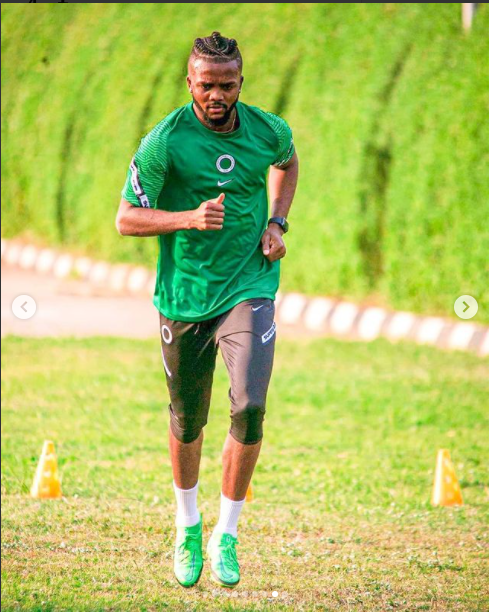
[192,96,239,128]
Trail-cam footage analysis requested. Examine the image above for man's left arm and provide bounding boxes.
[261,151,299,261]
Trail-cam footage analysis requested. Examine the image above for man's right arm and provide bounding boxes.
[115,194,226,237]
[118,122,225,236]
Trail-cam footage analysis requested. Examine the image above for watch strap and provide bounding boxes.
[268,216,289,233]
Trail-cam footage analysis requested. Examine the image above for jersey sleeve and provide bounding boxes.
[266,112,295,167]
[121,125,169,208]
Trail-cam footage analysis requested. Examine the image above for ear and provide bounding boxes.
[186,75,192,92]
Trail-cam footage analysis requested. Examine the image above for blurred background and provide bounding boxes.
[2,2,488,321]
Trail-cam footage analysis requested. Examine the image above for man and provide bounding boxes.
[116,31,298,589]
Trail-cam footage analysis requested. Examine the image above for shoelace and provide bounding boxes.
[176,531,201,562]
[218,538,240,571]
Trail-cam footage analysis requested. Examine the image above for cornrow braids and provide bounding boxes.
[190,31,242,69]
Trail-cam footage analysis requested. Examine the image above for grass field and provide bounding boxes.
[2,3,489,321]
[2,334,488,611]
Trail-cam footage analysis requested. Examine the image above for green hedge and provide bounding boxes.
[2,3,488,321]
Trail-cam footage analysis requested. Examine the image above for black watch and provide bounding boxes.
[268,216,289,234]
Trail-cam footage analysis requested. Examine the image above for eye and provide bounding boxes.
[202,83,212,91]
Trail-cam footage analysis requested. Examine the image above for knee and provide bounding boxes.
[168,403,206,444]
[229,399,266,445]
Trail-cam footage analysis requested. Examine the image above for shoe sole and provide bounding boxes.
[175,560,204,588]
[209,567,240,588]
[206,544,240,588]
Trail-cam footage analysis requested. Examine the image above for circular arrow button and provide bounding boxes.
[454,295,478,320]
[12,295,37,320]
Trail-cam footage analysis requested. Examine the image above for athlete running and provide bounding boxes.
[116,31,299,588]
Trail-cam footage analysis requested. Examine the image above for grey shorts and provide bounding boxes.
[159,297,276,445]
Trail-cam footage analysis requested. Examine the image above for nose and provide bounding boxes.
[209,88,224,102]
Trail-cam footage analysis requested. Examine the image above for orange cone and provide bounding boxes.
[246,482,254,502]
[432,449,463,506]
[30,441,62,499]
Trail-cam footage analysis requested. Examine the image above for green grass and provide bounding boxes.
[2,3,489,322]
[2,335,488,611]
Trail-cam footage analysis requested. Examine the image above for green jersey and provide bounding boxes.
[121,100,294,322]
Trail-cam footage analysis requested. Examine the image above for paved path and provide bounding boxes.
[1,266,311,341]
[2,265,159,339]
[2,248,487,356]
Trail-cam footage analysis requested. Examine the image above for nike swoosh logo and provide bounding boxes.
[252,304,265,312]
[219,556,234,580]
[185,551,196,579]
[217,179,234,187]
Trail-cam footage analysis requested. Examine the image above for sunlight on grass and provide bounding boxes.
[2,335,488,610]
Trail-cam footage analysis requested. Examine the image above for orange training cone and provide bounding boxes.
[30,441,62,499]
[431,449,463,506]
[246,482,254,502]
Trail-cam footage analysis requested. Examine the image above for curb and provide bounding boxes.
[2,238,488,358]
[1,239,155,298]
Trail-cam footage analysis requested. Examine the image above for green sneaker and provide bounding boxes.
[206,530,240,587]
[173,514,203,588]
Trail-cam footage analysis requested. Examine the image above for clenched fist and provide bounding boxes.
[261,223,287,262]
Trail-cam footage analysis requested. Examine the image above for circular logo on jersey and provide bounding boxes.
[216,154,235,174]
[161,325,173,344]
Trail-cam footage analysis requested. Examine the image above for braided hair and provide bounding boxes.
[190,32,242,69]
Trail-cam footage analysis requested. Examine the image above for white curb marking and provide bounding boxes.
[357,307,387,341]
[447,323,477,351]
[53,254,74,279]
[35,249,56,273]
[127,267,149,293]
[5,243,23,266]
[19,245,38,270]
[108,265,130,292]
[303,297,335,331]
[329,302,358,335]
[89,262,110,284]
[74,257,93,278]
[279,292,308,325]
[385,311,416,341]
[416,317,446,345]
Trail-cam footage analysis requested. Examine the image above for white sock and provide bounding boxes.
[173,480,200,528]
[214,492,246,538]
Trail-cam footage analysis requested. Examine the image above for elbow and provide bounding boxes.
[115,213,127,236]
